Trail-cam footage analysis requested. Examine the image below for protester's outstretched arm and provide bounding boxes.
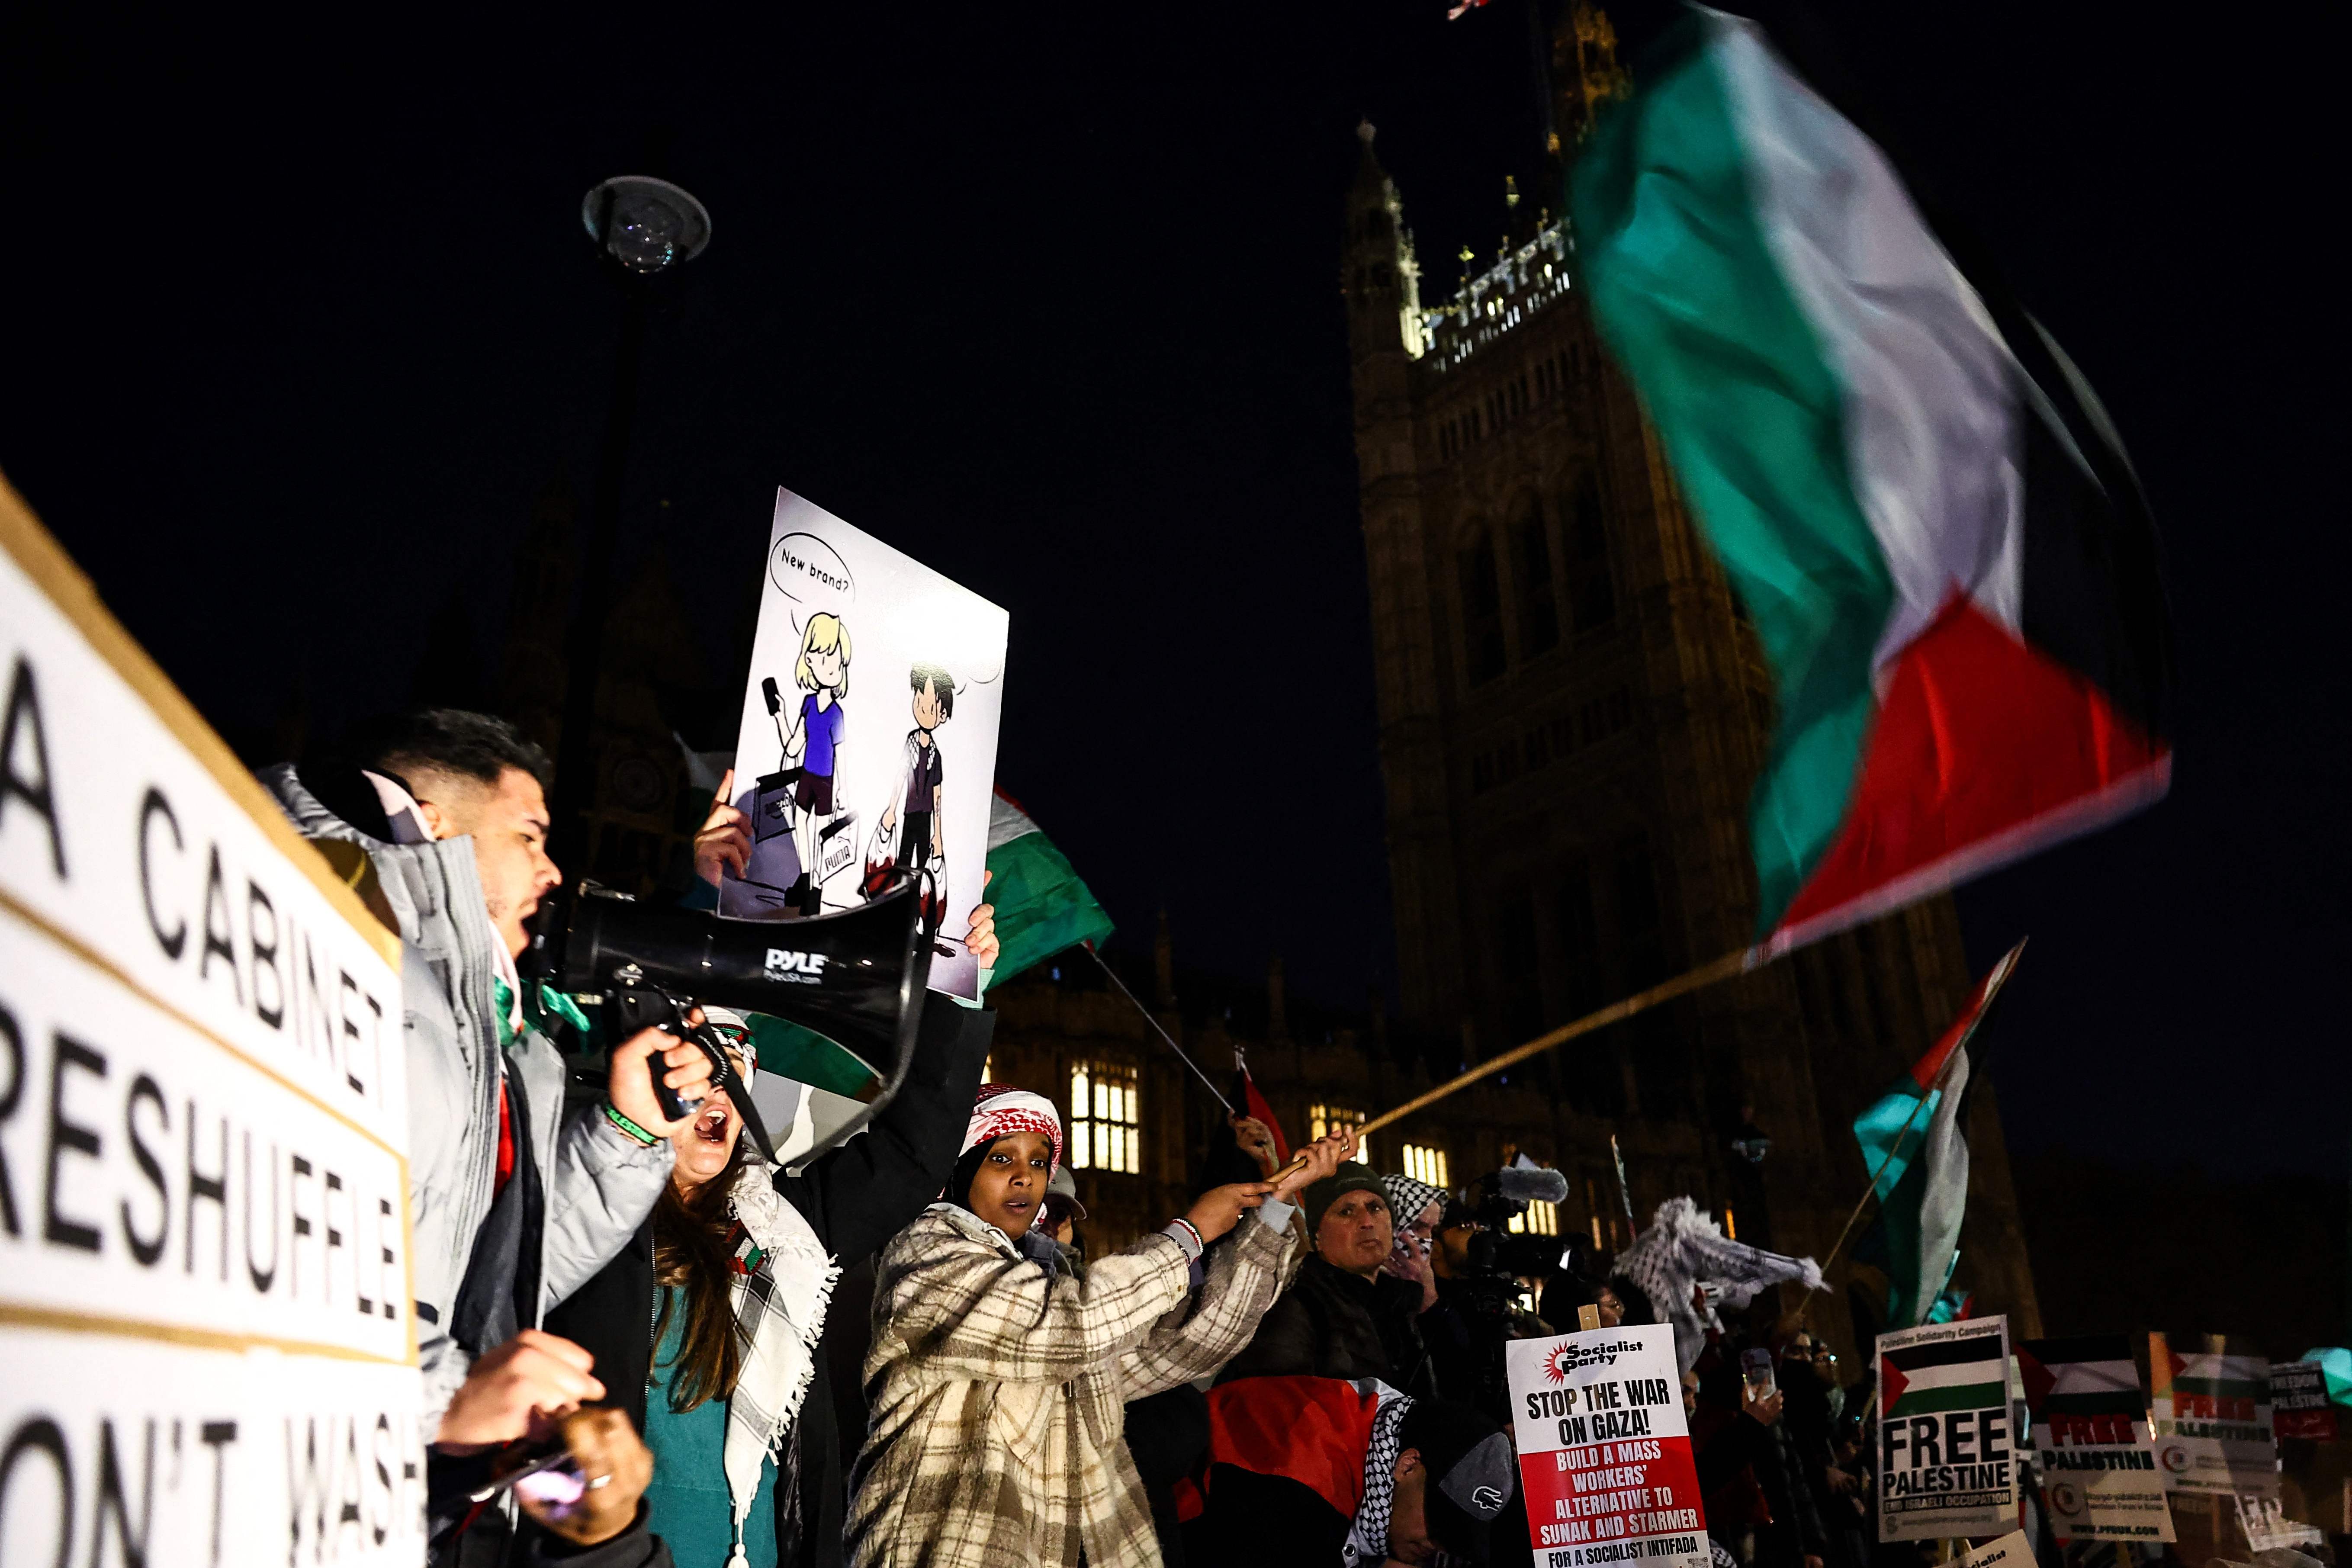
[881,1223,1195,1384]
[1118,1126,1353,1395]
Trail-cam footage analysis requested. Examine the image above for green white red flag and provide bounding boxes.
[1568,9,2173,958]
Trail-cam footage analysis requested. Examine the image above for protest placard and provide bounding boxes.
[0,473,417,1563]
[2017,1335,2174,1543]
[1958,1529,2035,1568]
[1876,1316,2018,1541]
[2269,1359,2337,1442]
[2149,1334,2277,1499]
[720,488,1008,999]
[1506,1323,1706,1568]
[2235,1493,2325,1553]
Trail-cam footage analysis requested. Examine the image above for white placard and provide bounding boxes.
[719,488,1008,999]
[1506,1323,1708,1568]
[0,476,416,1565]
[1876,1315,2019,1541]
[0,1326,425,1565]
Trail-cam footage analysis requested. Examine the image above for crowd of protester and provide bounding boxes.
[261,705,1974,1568]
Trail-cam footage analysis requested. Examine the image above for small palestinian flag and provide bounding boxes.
[1852,940,2022,1328]
[984,789,1114,985]
[1569,9,2173,959]
[1882,1331,2008,1419]
[2018,1336,2146,1422]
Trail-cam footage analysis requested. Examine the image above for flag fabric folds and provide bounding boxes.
[1852,940,2024,1329]
[984,788,1114,985]
[1568,7,2174,960]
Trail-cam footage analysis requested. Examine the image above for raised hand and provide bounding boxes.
[1271,1125,1356,1204]
[1182,1182,1273,1244]
[692,769,751,886]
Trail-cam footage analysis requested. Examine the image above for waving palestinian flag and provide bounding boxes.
[1569,8,2174,958]
[984,789,1114,984]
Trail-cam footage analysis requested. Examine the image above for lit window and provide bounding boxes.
[980,1056,993,1084]
[1308,1104,1372,1167]
[1069,1061,1141,1174]
[1723,1206,1737,1240]
[1400,1144,1448,1188]
[1509,1199,1559,1236]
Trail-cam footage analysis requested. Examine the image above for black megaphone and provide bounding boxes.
[522,873,933,1171]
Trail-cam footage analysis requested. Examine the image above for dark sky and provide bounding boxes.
[2,5,2341,1174]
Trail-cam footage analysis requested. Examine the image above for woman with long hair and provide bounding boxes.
[636,1032,840,1566]
[543,901,1001,1568]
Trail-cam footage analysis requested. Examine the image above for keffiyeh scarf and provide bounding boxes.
[721,1160,840,1565]
[1614,1196,1822,1371]
[1343,1381,1415,1568]
[962,1083,1064,1172]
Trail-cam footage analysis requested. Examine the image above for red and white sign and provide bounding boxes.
[1507,1324,1708,1568]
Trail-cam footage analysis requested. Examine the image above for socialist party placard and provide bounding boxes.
[1507,1324,1707,1568]
[1877,1316,2019,1541]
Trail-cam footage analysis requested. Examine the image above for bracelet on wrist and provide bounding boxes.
[604,1102,660,1147]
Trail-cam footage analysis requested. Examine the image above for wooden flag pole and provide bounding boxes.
[1270,947,1757,1185]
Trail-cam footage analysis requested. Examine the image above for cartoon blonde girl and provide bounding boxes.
[773,611,850,915]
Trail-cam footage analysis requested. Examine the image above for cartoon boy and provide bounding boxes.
[879,662,950,874]
[772,611,850,915]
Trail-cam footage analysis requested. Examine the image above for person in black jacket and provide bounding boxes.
[543,937,996,1568]
[1216,1162,1459,1401]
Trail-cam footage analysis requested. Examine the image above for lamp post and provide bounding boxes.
[549,176,711,872]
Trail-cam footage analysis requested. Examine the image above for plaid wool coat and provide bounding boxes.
[845,1200,1302,1568]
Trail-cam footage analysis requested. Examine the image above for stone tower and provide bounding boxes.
[1341,24,2040,1343]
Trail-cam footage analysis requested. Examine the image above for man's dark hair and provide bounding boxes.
[909,663,954,720]
[360,708,553,793]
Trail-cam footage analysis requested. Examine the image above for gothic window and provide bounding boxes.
[1068,1060,1141,1174]
[1568,472,1616,630]
[1458,533,1506,685]
[1401,1144,1449,1186]
[1513,501,1560,655]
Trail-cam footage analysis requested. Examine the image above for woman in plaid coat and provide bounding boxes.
[845,1086,1355,1568]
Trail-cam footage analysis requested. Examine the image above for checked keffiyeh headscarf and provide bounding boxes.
[962,1083,1064,1172]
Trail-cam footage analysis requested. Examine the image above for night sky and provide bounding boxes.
[3,4,2341,1177]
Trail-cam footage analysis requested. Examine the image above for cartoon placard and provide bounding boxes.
[720,488,1007,999]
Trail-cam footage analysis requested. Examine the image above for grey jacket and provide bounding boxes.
[260,765,673,1423]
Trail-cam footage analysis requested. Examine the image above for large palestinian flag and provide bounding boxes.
[1569,8,2173,958]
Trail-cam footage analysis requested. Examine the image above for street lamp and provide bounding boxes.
[579,176,712,274]
[550,175,711,872]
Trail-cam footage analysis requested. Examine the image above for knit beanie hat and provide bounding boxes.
[1301,1161,1385,1234]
